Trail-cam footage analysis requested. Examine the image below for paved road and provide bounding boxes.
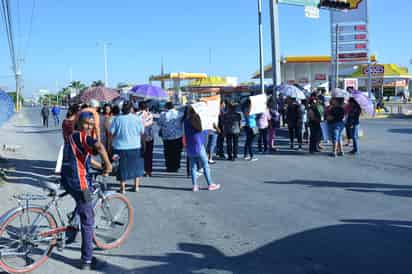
[1,107,412,274]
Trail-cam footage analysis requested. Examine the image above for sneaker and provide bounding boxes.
[65,228,78,244]
[208,184,221,191]
[192,185,199,192]
[208,160,216,164]
[244,156,251,161]
[250,157,258,162]
[196,171,203,177]
[338,152,345,156]
[80,257,108,271]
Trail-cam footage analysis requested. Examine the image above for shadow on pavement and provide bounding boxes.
[79,219,412,274]
[388,128,412,135]
[139,184,191,192]
[1,158,58,189]
[265,180,412,199]
[16,128,61,134]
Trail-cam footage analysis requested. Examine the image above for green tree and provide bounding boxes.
[117,82,131,89]
[6,92,24,105]
[240,82,256,86]
[69,81,87,95]
[91,80,105,87]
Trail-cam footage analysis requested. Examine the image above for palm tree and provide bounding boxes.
[69,81,87,96]
[91,80,105,87]
[117,82,130,89]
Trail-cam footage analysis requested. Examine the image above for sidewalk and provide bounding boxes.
[0,111,50,211]
[0,110,122,274]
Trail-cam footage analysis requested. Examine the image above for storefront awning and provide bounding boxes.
[149,72,208,81]
[350,64,412,79]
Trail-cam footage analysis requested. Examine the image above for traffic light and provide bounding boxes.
[318,0,362,10]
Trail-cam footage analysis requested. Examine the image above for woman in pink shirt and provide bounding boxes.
[257,107,271,153]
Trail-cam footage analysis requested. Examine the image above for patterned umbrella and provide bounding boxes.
[129,84,168,100]
[0,90,15,127]
[279,85,306,100]
[351,90,375,116]
[332,88,350,99]
[80,86,119,103]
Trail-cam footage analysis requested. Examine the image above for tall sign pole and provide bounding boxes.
[269,0,281,106]
[335,24,339,89]
[365,0,372,98]
[258,0,265,94]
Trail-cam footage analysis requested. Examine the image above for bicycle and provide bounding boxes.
[0,170,134,273]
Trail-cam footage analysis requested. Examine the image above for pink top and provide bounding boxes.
[257,110,271,129]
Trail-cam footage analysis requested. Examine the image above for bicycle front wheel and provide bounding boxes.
[0,207,57,273]
[93,193,134,250]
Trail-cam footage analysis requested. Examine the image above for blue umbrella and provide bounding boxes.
[129,84,168,100]
[0,90,15,127]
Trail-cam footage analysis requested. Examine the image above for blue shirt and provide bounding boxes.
[245,114,257,128]
[110,114,144,150]
[51,106,60,116]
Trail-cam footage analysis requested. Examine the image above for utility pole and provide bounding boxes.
[15,62,21,111]
[258,0,265,94]
[269,0,281,107]
[55,80,59,105]
[160,56,165,89]
[335,24,339,89]
[365,0,372,99]
[98,42,111,87]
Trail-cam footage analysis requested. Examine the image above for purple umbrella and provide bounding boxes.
[129,84,168,100]
[352,90,375,116]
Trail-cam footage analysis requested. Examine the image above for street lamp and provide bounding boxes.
[97,42,112,87]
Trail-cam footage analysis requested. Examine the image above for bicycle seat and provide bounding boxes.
[39,179,61,195]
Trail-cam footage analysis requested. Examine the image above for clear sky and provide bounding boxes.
[0,0,411,98]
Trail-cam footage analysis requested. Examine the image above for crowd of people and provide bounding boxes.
[58,90,363,195]
[52,90,362,270]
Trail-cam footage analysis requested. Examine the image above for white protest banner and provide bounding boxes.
[249,94,267,115]
[192,95,221,130]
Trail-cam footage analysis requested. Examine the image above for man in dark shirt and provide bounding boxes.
[41,103,50,128]
[223,103,242,161]
[286,98,303,150]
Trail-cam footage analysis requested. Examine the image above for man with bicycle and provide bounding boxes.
[61,111,112,270]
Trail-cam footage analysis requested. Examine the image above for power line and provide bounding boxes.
[1,0,17,72]
[23,0,36,62]
[17,0,21,57]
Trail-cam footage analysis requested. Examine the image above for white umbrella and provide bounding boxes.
[279,85,306,100]
[332,88,350,98]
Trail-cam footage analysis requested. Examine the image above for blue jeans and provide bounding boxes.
[329,122,344,143]
[350,124,360,152]
[206,132,218,155]
[188,146,213,186]
[53,115,60,126]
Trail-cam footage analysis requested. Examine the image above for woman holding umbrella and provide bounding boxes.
[346,98,362,154]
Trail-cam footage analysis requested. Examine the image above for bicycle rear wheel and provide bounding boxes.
[93,193,133,250]
[0,207,57,273]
